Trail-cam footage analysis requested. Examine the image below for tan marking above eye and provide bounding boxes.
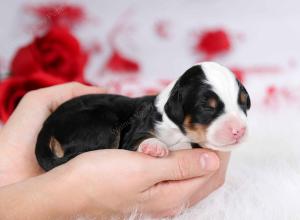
[183,115,207,144]
[49,137,64,158]
[208,98,218,109]
[240,92,248,104]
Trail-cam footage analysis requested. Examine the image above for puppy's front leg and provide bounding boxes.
[138,138,169,157]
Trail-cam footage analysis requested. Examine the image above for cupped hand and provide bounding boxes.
[0,82,106,186]
[65,147,229,219]
[0,82,230,219]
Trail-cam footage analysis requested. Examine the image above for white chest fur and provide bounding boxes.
[154,80,192,150]
[154,115,192,150]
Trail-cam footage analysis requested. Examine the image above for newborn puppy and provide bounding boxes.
[36,62,251,171]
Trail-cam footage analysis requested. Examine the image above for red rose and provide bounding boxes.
[196,29,231,57]
[10,26,87,82]
[0,72,66,122]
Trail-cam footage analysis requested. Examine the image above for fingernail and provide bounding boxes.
[200,153,219,171]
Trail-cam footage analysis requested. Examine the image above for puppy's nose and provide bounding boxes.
[231,127,246,140]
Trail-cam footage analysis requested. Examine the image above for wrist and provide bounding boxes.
[65,161,117,219]
[0,164,88,220]
[42,164,89,219]
[0,141,43,187]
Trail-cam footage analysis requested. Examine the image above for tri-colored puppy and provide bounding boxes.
[36,62,251,171]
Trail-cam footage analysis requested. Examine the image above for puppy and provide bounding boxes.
[35,62,251,171]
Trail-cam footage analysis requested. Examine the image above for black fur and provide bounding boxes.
[35,94,161,170]
[165,65,225,133]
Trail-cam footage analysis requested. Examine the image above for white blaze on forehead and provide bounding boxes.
[199,62,248,150]
[200,62,240,114]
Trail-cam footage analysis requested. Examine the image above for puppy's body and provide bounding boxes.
[36,94,161,169]
[36,62,251,171]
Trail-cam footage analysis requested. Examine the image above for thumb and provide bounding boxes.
[148,149,220,183]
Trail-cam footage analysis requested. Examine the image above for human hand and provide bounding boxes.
[0,82,230,219]
[65,148,230,219]
[0,148,228,220]
[0,82,106,186]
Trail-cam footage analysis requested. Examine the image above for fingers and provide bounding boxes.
[6,82,105,124]
[188,151,231,206]
[146,148,220,183]
[141,174,213,217]
[0,83,105,166]
[216,151,231,174]
[25,82,106,113]
[5,82,105,131]
[141,151,231,218]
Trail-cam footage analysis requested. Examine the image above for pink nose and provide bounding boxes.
[231,127,246,140]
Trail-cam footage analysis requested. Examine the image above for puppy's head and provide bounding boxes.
[164,62,251,151]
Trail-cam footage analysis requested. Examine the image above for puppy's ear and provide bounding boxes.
[164,86,185,126]
[164,65,205,127]
[237,79,251,110]
[245,89,251,110]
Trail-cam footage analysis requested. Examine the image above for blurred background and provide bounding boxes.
[0,0,300,219]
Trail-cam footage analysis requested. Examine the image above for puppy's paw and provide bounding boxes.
[138,138,169,157]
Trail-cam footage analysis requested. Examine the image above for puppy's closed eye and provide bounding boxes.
[207,97,218,109]
[240,92,248,105]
